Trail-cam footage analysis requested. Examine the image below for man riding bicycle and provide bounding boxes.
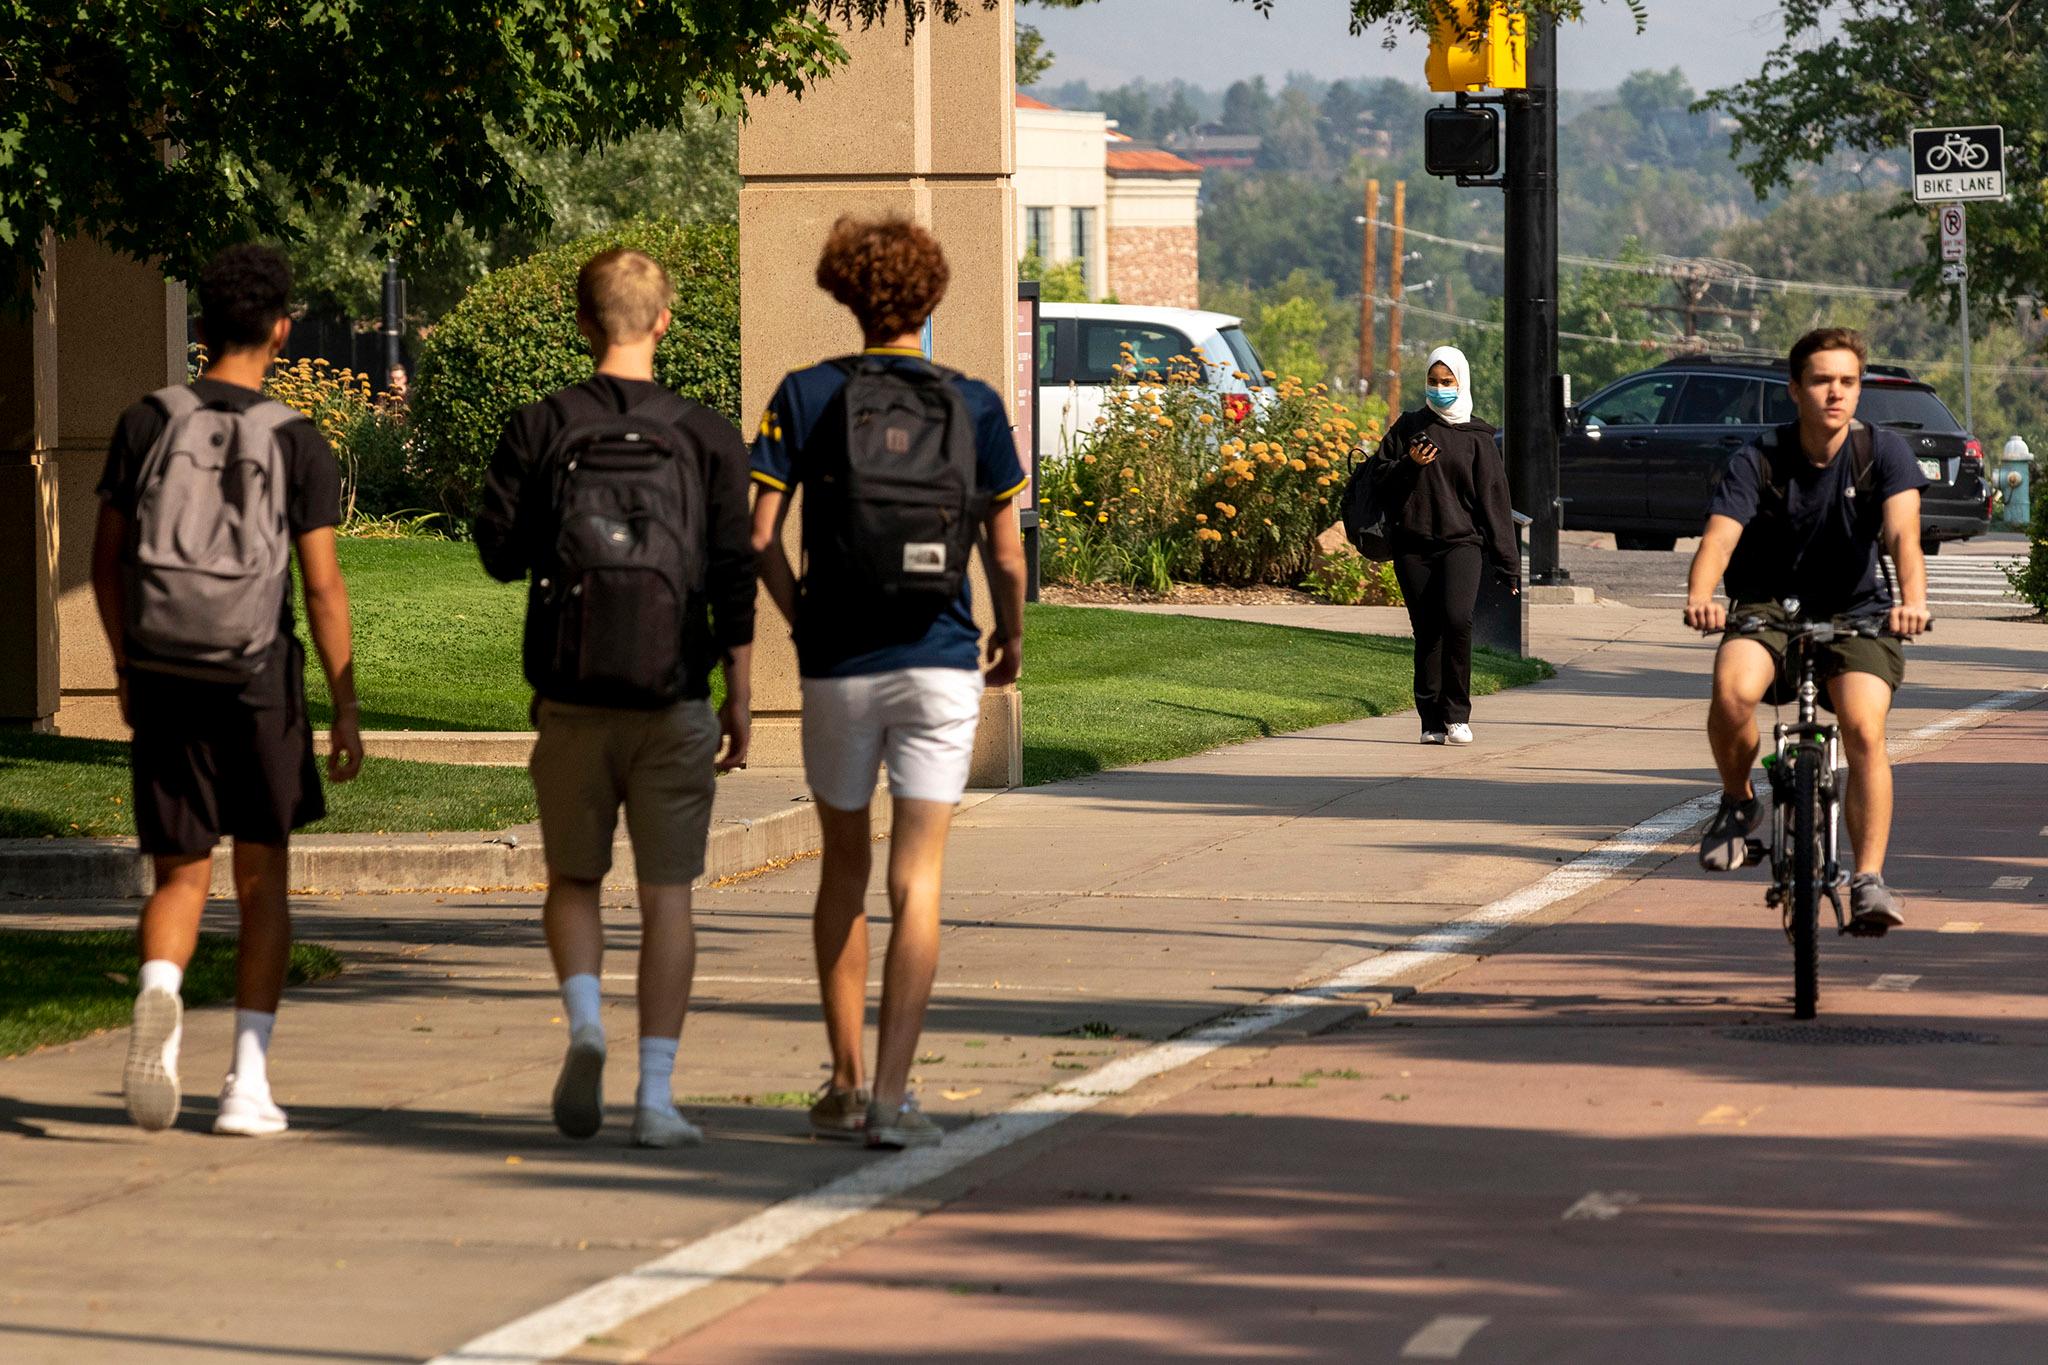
[1682,327,1933,932]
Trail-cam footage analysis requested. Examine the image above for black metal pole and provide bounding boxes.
[1504,15,1563,584]
[380,257,403,390]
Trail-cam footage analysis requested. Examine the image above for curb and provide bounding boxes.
[0,790,898,901]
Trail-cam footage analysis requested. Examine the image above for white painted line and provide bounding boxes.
[1402,1315,1493,1360]
[2039,826,2048,838]
[1870,974,1921,992]
[1561,1190,1640,1221]
[1938,921,1982,934]
[428,684,2048,1365]
[1993,875,2034,890]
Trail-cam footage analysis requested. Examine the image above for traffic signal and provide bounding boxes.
[1425,0,1527,93]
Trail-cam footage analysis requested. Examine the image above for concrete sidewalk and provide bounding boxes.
[0,605,2041,1362]
[668,701,2048,1364]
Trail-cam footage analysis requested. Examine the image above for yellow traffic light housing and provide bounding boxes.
[1425,1,1528,93]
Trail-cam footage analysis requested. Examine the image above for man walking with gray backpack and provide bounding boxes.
[91,243,364,1136]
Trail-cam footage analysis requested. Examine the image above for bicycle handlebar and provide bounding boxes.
[1729,613,1929,642]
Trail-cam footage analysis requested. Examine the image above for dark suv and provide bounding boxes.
[1560,357,1993,552]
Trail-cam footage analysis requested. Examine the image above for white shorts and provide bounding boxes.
[800,667,985,812]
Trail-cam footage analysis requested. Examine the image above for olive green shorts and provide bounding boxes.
[1723,601,1905,710]
[530,697,720,884]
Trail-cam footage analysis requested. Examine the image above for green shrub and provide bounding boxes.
[1302,552,1403,606]
[409,219,740,519]
[2007,474,2048,614]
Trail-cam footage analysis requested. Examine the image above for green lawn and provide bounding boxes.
[0,930,342,1058]
[1,537,1552,835]
[0,730,536,839]
[1020,608,1548,784]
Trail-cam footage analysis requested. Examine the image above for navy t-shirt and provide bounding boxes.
[1707,424,1928,617]
[750,349,1027,677]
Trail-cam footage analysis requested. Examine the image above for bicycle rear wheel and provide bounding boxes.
[1791,746,1822,1018]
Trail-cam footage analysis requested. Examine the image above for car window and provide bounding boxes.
[1670,374,1759,426]
[1219,326,1267,388]
[1761,382,1797,424]
[1075,322,1194,383]
[1858,385,1964,433]
[1036,320,1058,379]
[1582,374,1681,427]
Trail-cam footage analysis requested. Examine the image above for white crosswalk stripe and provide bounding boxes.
[1923,556,2023,606]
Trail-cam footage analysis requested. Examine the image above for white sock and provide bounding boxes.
[138,959,183,998]
[230,1009,275,1094]
[561,974,603,1039]
[637,1036,679,1113]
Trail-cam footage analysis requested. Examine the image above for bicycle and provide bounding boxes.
[1924,132,1990,172]
[1728,602,1918,1019]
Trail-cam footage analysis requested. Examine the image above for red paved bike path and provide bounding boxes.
[660,703,2048,1364]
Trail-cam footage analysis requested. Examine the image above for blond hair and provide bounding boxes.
[576,248,673,343]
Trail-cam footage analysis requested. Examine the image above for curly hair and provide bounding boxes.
[197,243,292,350]
[814,215,949,340]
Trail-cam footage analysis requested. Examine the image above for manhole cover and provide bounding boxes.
[1720,1024,1999,1046]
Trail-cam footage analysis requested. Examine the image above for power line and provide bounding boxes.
[1369,294,2048,377]
[1360,216,1913,301]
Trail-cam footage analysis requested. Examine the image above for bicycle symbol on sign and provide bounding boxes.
[1924,132,1990,171]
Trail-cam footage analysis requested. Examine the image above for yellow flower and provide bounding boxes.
[1156,416,1173,428]
[1250,442,1269,456]
[1294,428,1310,440]
[1195,513,1209,523]
[1316,475,1333,487]
[1290,460,1307,472]
[1060,509,1078,518]
[1082,454,1096,464]
[1198,412,1216,425]
[1121,467,1135,479]
[1262,369,1277,379]
[1264,517,1275,526]
[1127,485,1141,493]
[1097,512,1109,523]
[1083,500,1095,507]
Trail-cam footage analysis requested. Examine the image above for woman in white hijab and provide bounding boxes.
[1365,344,1519,744]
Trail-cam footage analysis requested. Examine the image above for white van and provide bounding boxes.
[1034,303,1269,464]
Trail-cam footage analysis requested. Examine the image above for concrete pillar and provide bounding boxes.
[739,2,1022,788]
[0,238,186,734]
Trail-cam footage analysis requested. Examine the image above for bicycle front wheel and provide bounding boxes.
[1791,746,1822,1019]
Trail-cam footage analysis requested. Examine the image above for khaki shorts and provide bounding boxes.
[1724,601,1905,710]
[530,698,720,884]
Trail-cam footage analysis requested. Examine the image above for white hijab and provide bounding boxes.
[1423,344,1475,426]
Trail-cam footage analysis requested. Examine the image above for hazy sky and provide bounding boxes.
[1025,0,1797,95]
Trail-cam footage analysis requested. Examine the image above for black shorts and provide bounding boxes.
[1723,601,1906,710]
[128,678,326,857]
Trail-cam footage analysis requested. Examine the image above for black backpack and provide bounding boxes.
[526,389,706,707]
[801,356,983,608]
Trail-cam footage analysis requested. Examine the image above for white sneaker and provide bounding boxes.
[631,1104,705,1148]
[213,1079,289,1137]
[1421,732,1448,745]
[1446,723,1475,745]
[123,986,183,1132]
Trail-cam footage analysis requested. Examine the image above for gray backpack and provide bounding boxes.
[123,386,295,681]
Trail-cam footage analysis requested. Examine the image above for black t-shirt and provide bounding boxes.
[98,379,341,709]
[473,375,757,702]
[1707,424,1928,617]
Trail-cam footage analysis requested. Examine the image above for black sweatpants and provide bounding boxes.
[1392,541,1482,733]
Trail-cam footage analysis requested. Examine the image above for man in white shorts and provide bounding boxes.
[750,214,1028,1149]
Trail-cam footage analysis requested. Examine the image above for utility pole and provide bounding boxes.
[1503,15,1561,584]
[1359,178,1380,398]
[1388,179,1407,413]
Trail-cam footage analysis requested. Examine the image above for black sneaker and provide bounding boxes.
[1849,874,1905,934]
[1698,795,1761,872]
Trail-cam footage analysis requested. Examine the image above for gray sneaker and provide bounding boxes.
[551,1027,605,1139]
[631,1104,704,1148]
[865,1095,943,1150]
[123,985,184,1133]
[809,1084,870,1141]
[1849,874,1905,934]
[1699,795,1762,872]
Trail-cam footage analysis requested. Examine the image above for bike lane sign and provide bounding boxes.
[1911,125,2003,203]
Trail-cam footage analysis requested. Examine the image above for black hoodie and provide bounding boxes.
[1367,406,1518,578]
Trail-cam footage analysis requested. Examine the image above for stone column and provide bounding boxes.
[0,239,186,734]
[739,2,1022,788]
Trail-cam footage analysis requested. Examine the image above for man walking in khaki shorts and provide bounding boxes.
[477,249,756,1147]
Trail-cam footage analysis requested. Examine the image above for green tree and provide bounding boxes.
[1016,23,1055,87]
[1222,78,1275,135]
[1020,251,1089,303]
[1703,1,2048,311]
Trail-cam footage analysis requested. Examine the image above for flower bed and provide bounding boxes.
[1041,349,1387,595]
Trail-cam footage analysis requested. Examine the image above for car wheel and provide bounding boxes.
[1615,532,1678,552]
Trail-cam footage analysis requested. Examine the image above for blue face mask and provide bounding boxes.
[1425,386,1460,411]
